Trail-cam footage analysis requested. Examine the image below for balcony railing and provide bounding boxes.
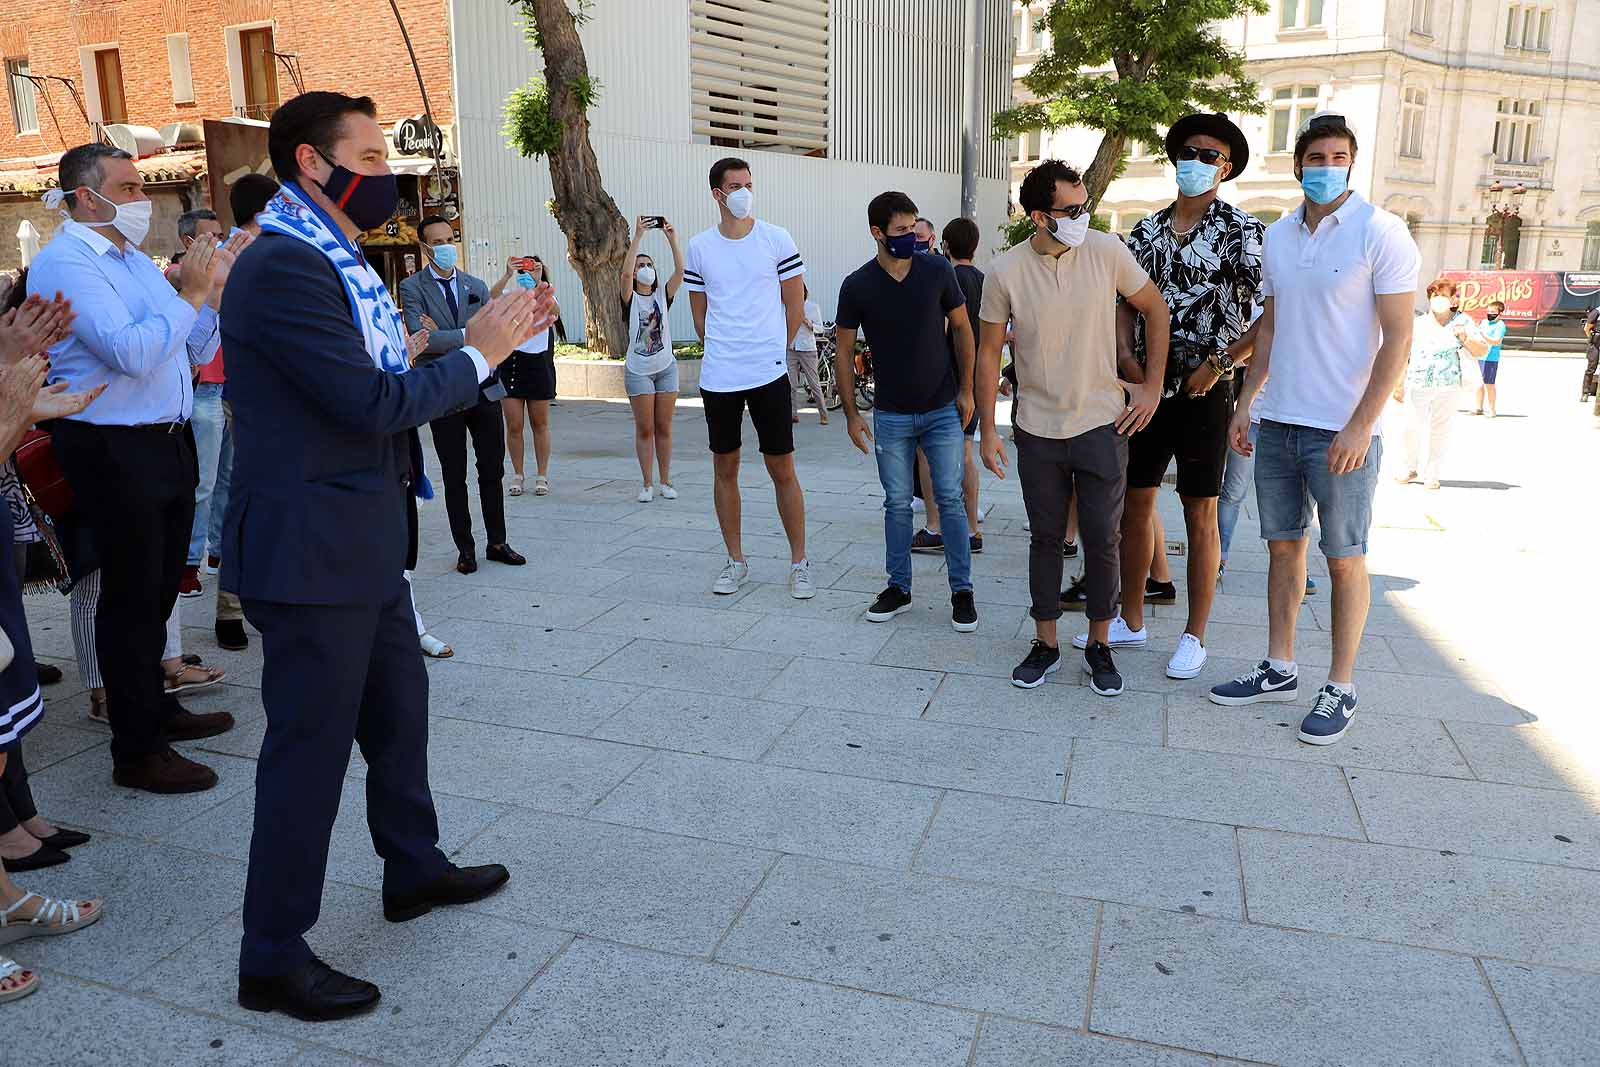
[233,102,277,121]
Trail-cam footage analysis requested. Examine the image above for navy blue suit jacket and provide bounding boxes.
[219,235,482,606]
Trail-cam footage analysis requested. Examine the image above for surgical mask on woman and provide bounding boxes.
[1429,295,1453,315]
[636,266,657,287]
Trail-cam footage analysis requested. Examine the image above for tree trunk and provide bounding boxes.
[1081,131,1128,216]
[529,0,628,355]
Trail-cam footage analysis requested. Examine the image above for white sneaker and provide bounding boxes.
[1072,617,1147,650]
[713,559,749,595]
[1166,633,1207,679]
[637,485,654,503]
[789,559,817,599]
[659,484,678,500]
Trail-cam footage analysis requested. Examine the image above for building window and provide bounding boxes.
[94,48,127,125]
[1279,0,1325,30]
[1480,230,1499,268]
[1400,87,1425,158]
[690,0,829,156]
[1411,0,1434,34]
[167,34,194,105]
[1583,222,1600,271]
[1406,212,1421,236]
[1270,85,1320,152]
[1012,11,1023,53]
[1505,5,1553,51]
[5,58,37,135]
[1016,131,1032,163]
[239,27,279,120]
[1492,98,1540,163]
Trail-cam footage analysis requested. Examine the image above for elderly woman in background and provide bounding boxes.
[1395,277,1489,491]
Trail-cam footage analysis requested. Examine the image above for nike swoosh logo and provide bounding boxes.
[1261,676,1296,691]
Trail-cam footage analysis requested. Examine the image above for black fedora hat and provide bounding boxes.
[1164,113,1249,181]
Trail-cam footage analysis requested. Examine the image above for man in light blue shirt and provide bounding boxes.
[27,143,242,795]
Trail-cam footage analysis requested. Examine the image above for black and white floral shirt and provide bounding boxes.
[1126,198,1264,394]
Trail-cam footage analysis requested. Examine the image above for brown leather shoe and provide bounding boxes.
[113,748,219,794]
[162,708,236,742]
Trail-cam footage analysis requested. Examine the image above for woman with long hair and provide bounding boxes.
[494,255,560,497]
[620,216,685,502]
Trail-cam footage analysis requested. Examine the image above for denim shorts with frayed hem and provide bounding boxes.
[1254,419,1381,558]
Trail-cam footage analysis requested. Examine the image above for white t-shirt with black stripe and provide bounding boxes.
[683,219,805,392]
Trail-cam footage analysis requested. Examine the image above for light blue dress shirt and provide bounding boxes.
[27,219,220,425]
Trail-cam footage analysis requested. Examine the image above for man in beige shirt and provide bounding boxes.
[976,160,1170,696]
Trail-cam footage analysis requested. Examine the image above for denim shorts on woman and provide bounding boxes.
[624,361,680,397]
[1253,419,1382,558]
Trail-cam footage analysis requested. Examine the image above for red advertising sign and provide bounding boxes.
[1438,270,1562,322]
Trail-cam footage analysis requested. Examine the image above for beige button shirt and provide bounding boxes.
[980,230,1150,441]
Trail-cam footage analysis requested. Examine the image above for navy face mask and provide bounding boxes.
[883,231,919,259]
[315,150,400,232]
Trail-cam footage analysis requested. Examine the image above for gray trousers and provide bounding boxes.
[1015,423,1128,623]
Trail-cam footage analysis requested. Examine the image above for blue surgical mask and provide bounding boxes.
[429,243,459,271]
[1300,166,1349,205]
[883,231,919,259]
[515,272,536,290]
[1175,159,1219,197]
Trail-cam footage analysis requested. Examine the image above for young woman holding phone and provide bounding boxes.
[494,255,559,496]
[620,215,685,502]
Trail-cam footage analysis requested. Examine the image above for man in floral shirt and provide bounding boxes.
[1085,113,1263,683]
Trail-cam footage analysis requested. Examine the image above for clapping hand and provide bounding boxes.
[177,235,220,306]
[465,285,558,368]
[0,354,48,445]
[208,229,253,297]
[31,379,105,421]
[407,328,430,365]
[0,292,73,360]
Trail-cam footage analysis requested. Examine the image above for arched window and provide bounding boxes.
[1401,88,1426,159]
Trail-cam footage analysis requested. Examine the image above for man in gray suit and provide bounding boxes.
[401,217,525,574]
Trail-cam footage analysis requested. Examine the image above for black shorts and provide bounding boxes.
[1126,381,1234,497]
[701,373,794,456]
[501,350,556,401]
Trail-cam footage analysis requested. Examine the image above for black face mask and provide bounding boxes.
[1486,313,1499,321]
[315,149,400,232]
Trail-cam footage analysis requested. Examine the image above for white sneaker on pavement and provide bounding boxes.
[637,485,654,503]
[789,559,816,599]
[713,559,749,595]
[1072,617,1147,650]
[1166,633,1207,679]
[659,484,678,500]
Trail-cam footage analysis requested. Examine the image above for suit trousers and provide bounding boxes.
[239,577,450,976]
[51,420,195,763]
[429,399,507,554]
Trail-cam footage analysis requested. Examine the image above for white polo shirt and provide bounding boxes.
[1256,191,1420,433]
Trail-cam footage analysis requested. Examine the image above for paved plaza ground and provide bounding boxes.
[8,354,1599,1065]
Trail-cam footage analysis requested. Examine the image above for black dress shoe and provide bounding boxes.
[457,551,478,575]
[1,844,70,872]
[383,863,510,923]
[38,828,91,850]
[216,618,249,651]
[485,543,526,566]
[239,958,380,1021]
[36,663,63,686]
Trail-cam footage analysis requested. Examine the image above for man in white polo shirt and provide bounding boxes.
[1209,113,1419,747]
[684,156,814,599]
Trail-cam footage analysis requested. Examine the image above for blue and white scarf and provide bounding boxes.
[254,181,433,498]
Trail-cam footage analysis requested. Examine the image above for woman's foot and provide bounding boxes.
[819,414,829,425]
[638,485,654,503]
[509,475,525,497]
[0,891,103,944]
[791,413,800,424]
[164,664,225,695]
[0,956,39,1002]
[19,817,58,843]
[419,633,453,659]
[0,827,44,862]
[1424,479,1442,490]
[87,690,108,726]
[533,476,550,496]
[658,483,677,500]
[1394,470,1418,485]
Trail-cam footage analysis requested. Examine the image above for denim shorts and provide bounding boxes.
[1254,419,1382,558]
[624,361,679,397]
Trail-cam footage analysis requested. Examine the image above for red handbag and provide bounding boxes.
[13,429,75,519]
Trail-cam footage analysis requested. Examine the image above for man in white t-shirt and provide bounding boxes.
[1210,113,1420,748]
[684,157,814,599]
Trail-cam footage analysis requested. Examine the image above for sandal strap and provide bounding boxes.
[0,956,23,980]
[0,894,79,928]
[0,892,38,926]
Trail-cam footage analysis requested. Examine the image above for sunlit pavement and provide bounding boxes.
[12,352,1598,1065]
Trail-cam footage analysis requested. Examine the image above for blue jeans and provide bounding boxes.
[874,404,971,595]
[187,382,232,565]
[1255,419,1382,558]
[1217,421,1258,560]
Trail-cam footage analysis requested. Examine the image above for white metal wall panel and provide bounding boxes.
[834,0,966,172]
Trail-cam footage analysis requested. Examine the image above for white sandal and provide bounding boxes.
[0,956,39,1003]
[419,633,454,659]
[533,476,550,496]
[0,892,104,947]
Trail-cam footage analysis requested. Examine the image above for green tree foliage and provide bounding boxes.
[995,0,1268,209]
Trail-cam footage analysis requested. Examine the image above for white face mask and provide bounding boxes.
[1429,295,1453,315]
[635,266,657,287]
[723,187,754,220]
[88,187,153,246]
[1044,211,1090,249]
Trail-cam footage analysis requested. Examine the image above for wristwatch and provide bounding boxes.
[1208,348,1235,377]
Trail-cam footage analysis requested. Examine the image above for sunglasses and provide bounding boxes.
[1177,146,1230,165]
[1044,203,1093,220]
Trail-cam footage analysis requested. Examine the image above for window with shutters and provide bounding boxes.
[5,58,37,135]
[1493,98,1540,163]
[1505,5,1553,51]
[167,34,194,105]
[1400,87,1425,159]
[690,0,830,157]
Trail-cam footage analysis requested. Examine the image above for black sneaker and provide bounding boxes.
[951,590,978,633]
[865,585,912,622]
[1011,640,1061,689]
[1145,578,1177,604]
[1209,660,1299,706]
[969,533,984,554]
[910,529,944,554]
[1059,575,1088,612]
[1062,539,1079,558]
[1299,684,1357,745]
[1082,641,1123,696]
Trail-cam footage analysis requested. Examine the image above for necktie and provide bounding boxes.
[435,276,460,323]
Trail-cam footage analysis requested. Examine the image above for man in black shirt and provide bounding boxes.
[835,191,979,633]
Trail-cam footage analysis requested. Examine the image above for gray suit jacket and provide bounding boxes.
[399,267,492,367]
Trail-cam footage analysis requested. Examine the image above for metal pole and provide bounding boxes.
[959,0,985,219]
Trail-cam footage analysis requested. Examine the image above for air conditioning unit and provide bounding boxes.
[102,124,165,159]
[160,122,205,148]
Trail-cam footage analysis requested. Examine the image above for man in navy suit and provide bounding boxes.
[400,218,524,574]
[219,92,556,1022]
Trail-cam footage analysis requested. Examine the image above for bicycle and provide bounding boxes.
[813,323,874,413]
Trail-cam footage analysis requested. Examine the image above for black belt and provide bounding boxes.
[125,421,188,435]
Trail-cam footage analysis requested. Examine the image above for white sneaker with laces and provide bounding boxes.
[659,484,678,500]
[1072,616,1147,650]
[1166,633,1207,679]
[789,560,817,599]
[637,485,654,503]
[713,559,749,595]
